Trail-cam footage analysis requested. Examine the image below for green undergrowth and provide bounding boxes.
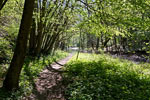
[64,53,150,100]
[0,50,68,100]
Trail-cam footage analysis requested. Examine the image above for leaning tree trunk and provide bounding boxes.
[0,0,4,9]
[3,0,35,91]
[0,0,8,11]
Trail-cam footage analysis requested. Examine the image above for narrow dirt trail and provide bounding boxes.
[25,54,73,100]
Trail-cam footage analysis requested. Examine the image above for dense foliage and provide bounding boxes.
[64,53,150,100]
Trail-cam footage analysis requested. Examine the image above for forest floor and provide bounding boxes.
[24,54,73,100]
[110,53,148,64]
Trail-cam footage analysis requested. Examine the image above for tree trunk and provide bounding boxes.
[42,35,51,51]
[29,18,36,55]
[35,0,47,55]
[3,0,35,91]
[46,34,59,53]
[61,42,65,51]
[114,36,117,52]
[0,0,4,9]
[0,0,8,11]
[96,37,99,50]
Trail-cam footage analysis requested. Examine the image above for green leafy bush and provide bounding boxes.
[64,53,150,100]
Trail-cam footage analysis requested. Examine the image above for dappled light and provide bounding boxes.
[0,0,150,99]
[64,53,150,99]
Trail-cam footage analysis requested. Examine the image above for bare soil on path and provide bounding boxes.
[24,54,73,100]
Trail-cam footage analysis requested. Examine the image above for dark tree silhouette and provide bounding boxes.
[3,0,35,91]
[0,0,8,11]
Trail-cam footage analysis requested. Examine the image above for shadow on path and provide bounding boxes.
[24,54,73,100]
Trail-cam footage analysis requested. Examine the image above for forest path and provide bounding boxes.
[25,54,73,100]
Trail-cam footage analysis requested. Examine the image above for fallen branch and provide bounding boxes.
[53,60,64,66]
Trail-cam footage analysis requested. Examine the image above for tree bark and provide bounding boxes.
[29,18,36,55]
[3,0,35,91]
[0,0,4,9]
[46,33,60,53]
[35,0,47,55]
[0,0,8,11]
[96,37,99,50]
